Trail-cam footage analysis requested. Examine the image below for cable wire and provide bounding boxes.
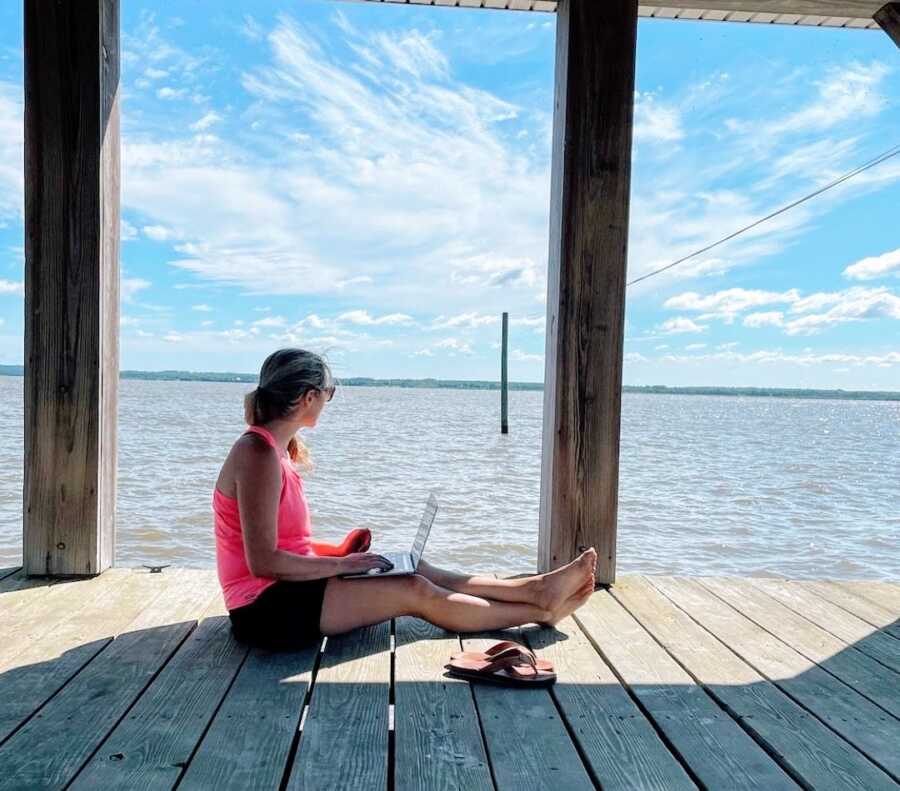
[626,142,900,287]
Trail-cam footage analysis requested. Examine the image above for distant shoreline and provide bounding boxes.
[1,364,898,401]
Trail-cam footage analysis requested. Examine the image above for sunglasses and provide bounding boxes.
[320,385,336,402]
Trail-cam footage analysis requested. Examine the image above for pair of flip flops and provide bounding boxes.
[444,640,556,687]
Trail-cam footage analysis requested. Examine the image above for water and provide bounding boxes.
[0,376,897,579]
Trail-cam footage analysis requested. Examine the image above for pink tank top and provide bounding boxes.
[213,425,314,610]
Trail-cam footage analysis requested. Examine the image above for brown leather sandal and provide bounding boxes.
[445,646,557,687]
[450,640,554,672]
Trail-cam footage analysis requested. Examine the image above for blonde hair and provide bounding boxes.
[243,348,334,473]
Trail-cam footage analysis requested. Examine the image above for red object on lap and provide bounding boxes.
[311,528,371,557]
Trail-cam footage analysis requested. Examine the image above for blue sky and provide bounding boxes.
[0,2,898,389]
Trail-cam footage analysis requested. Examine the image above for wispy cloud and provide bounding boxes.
[843,247,900,281]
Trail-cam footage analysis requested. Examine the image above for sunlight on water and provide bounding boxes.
[0,377,897,579]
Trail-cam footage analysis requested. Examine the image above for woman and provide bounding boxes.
[214,348,597,651]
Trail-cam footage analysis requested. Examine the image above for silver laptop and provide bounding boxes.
[339,493,438,579]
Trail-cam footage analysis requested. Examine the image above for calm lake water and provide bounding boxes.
[0,376,897,580]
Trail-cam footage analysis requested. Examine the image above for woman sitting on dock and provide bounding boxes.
[213,347,597,651]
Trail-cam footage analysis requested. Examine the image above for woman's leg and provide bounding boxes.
[318,573,592,637]
[415,549,596,611]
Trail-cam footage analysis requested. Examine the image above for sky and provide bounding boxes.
[0,2,898,389]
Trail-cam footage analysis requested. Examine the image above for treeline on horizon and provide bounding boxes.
[1,364,898,401]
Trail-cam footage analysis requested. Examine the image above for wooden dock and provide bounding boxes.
[0,566,897,790]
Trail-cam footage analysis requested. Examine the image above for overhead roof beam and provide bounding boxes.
[875,2,900,44]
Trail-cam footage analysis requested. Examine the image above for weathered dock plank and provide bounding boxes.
[68,598,247,790]
[286,623,390,791]
[617,576,897,791]
[394,616,493,791]
[178,639,320,790]
[574,589,799,790]
[0,567,132,674]
[749,578,900,675]
[0,567,23,583]
[700,577,900,719]
[650,576,900,782]
[802,581,900,639]
[837,580,900,614]
[0,569,174,742]
[0,570,219,790]
[0,569,62,621]
[524,615,697,791]
[461,627,594,791]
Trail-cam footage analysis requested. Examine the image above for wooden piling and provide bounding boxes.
[538,0,637,584]
[501,312,509,435]
[24,0,120,575]
[875,3,900,47]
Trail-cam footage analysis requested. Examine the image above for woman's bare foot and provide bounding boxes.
[545,578,595,626]
[532,548,596,613]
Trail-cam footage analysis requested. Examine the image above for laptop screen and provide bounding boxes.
[411,493,438,567]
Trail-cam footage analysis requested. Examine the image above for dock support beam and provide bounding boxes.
[538,0,637,584]
[501,312,509,434]
[24,0,120,575]
[875,3,900,47]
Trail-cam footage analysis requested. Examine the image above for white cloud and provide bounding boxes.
[337,310,414,326]
[0,279,24,296]
[121,219,138,240]
[412,348,434,357]
[252,315,287,327]
[743,311,784,328]
[122,278,151,303]
[685,343,707,350]
[435,337,473,354]
[843,248,900,281]
[634,93,684,143]
[156,87,187,100]
[665,288,801,323]
[0,82,23,224]
[190,111,223,131]
[765,62,890,138]
[430,312,499,330]
[192,304,212,312]
[783,287,900,335]
[659,348,900,368]
[143,225,176,241]
[659,317,707,334]
[163,332,184,343]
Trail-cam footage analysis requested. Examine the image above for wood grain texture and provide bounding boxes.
[523,614,697,790]
[0,570,218,790]
[461,627,595,790]
[574,589,799,789]
[875,2,900,44]
[835,579,900,615]
[650,576,900,781]
[394,617,493,791]
[287,623,390,791]
[699,577,900,719]
[23,0,120,576]
[617,577,897,791]
[178,640,320,791]
[748,578,900,675]
[538,0,638,584]
[361,0,885,21]
[68,605,248,791]
[800,580,900,639]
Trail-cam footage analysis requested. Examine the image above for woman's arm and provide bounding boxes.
[234,438,389,580]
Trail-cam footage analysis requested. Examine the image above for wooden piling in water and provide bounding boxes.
[501,312,509,434]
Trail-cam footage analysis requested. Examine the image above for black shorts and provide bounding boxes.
[228,578,329,651]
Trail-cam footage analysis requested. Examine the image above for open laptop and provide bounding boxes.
[339,493,438,579]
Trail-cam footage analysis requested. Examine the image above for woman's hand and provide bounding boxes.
[339,552,395,575]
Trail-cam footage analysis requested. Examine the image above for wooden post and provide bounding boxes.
[875,3,900,47]
[24,0,120,575]
[501,312,509,435]
[538,0,637,584]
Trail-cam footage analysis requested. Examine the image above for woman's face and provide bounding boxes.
[295,381,334,428]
